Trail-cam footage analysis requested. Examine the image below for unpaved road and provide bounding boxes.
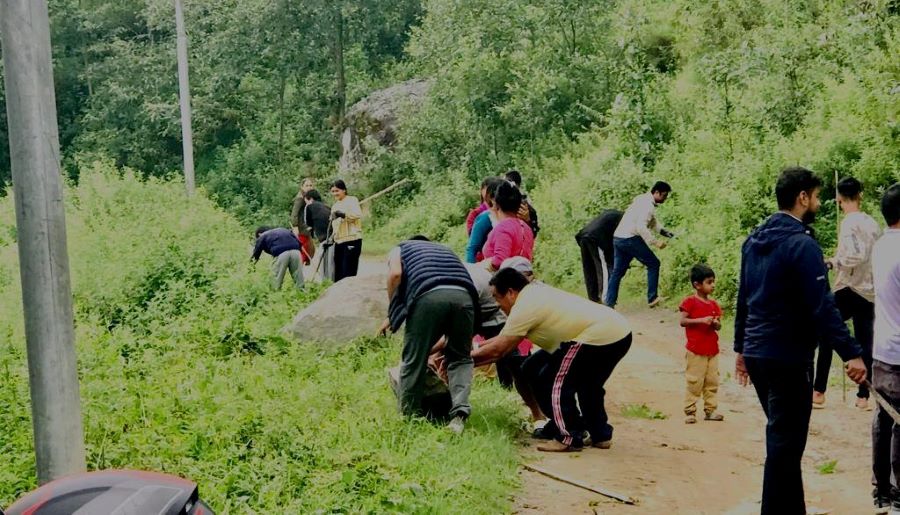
[515,308,874,514]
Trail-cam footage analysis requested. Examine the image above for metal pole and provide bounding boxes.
[0,0,87,483]
[174,0,195,196]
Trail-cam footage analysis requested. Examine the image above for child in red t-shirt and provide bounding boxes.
[680,264,724,424]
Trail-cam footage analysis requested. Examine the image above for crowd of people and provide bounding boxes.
[252,177,364,288]
[377,167,900,514]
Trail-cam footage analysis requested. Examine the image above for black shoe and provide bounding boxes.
[531,426,554,440]
[873,491,892,514]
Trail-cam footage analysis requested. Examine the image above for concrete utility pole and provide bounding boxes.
[0,0,87,483]
[174,0,195,196]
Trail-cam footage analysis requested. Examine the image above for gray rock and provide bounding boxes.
[339,78,433,177]
[283,272,389,347]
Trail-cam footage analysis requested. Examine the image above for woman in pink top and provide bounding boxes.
[482,181,535,271]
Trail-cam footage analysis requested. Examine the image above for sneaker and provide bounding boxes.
[448,415,465,435]
[685,414,697,424]
[536,440,582,453]
[704,412,725,422]
[648,296,666,308]
[592,439,612,449]
[874,498,890,515]
[812,391,826,409]
[856,397,871,411]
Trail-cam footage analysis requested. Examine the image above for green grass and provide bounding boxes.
[817,460,838,475]
[621,403,668,420]
[0,168,524,513]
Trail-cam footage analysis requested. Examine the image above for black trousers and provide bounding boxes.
[745,357,813,515]
[578,238,613,303]
[333,239,362,282]
[811,288,874,396]
[479,324,523,389]
[523,334,632,447]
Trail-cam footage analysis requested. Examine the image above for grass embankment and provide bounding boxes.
[0,164,522,513]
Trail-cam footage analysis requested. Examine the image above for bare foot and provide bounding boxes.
[812,391,826,409]
[536,440,581,453]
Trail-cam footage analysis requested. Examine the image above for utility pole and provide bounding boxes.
[175,0,195,196]
[0,0,87,483]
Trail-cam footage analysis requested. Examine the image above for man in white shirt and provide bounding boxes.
[813,177,881,409]
[604,181,674,308]
[871,182,900,514]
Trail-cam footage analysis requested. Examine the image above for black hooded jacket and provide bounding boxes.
[734,212,862,363]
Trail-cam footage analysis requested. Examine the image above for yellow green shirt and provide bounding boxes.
[500,283,631,352]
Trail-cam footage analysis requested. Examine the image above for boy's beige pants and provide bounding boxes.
[685,350,719,415]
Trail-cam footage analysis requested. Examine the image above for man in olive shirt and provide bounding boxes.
[472,268,633,452]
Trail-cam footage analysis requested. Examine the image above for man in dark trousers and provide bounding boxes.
[733,167,867,514]
[251,226,304,290]
[378,238,480,434]
[576,210,624,303]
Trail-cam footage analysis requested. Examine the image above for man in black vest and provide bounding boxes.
[378,237,480,434]
[576,209,624,303]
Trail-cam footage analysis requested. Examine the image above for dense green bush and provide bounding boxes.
[0,165,523,513]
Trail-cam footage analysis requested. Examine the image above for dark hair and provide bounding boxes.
[505,170,523,187]
[408,234,430,241]
[494,181,523,213]
[330,179,347,192]
[304,189,322,202]
[690,264,716,286]
[484,177,506,202]
[837,177,862,200]
[480,177,496,189]
[254,226,272,238]
[489,267,531,295]
[651,181,672,194]
[775,167,822,210]
[882,182,900,226]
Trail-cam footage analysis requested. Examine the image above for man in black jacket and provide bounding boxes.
[734,167,867,514]
[252,227,304,290]
[576,210,623,303]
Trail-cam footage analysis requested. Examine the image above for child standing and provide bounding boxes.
[680,264,725,424]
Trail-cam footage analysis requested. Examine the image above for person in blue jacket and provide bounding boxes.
[252,226,304,290]
[465,177,505,263]
[733,167,867,514]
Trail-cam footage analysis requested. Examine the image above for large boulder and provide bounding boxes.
[283,273,389,347]
[339,78,433,177]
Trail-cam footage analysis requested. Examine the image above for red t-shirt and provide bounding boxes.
[679,295,722,356]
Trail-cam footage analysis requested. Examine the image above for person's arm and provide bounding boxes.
[290,197,303,234]
[251,234,266,262]
[680,311,714,327]
[386,247,402,302]
[466,208,480,235]
[466,215,491,263]
[733,251,750,385]
[471,334,524,366]
[794,239,865,367]
[488,224,513,270]
[343,197,363,222]
[635,198,661,247]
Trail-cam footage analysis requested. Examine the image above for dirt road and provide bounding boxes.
[515,308,875,514]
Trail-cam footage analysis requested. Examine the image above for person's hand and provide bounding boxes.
[701,316,715,326]
[333,210,346,219]
[377,318,390,337]
[655,240,668,250]
[845,357,867,384]
[735,353,751,387]
[517,203,531,222]
[825,258,835,270]
[431,353,449,383]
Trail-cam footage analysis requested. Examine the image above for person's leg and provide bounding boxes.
[345,240,362,278]
[548,342,587,447]
[623,236,660,303]
[703,353,720,415]
[684,351,704,417]
[332,242,347,282]
[579,240,601,303]
[287,250,304,289]
[600,246,614,303]
[441,290,475,419]
[852,294,875,400]
[604,238,634,307]
[397,293,444,416]
[495,350,518,389]
[871,360,900,503]
[522,350,557,435]
[745,357,812,515]
[271,253,289,290]
[577,334,631,443]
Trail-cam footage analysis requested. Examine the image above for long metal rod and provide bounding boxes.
[174,0,195,196]
[522,463,637,505]
[0,0,86,483]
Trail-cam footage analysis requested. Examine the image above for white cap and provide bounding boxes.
[499,256,533,275]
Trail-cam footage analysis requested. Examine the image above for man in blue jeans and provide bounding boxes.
[605,181,674,308]
[734,167,867,514]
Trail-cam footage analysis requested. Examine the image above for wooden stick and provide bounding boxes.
[867,380,900,424]
[360,178,411,205]
[522,463,638,505]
